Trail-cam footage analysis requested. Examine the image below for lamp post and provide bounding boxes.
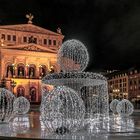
[113,89,120,100]
[10,80,17,94]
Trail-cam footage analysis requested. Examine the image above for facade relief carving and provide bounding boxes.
[23,45,42,51]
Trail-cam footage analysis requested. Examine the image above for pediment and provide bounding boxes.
[0,24,63,37]
[3,43,57,53]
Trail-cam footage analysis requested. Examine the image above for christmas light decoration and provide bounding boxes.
[57,39,89,72]
[0,88,15,123]
[41,86,85,135]
[13,96,30,115]
[116,99,134,117]
[110,99,120,114]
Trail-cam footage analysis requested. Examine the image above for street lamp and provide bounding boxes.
[112,89,120,100]
[10,80,17,94]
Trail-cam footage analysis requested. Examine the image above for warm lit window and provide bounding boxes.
[44,39,47,45]
[7,35,11,41]
[13,35,16,41]
[53,40,56,45]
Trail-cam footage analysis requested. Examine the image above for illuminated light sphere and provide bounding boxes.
[41,86,85,135]
[116,99,134,117]
[57,39,89,72]
[110,99,120,114]
[13,96,30,115]
[0,88,15,123]
[11,115,30,134]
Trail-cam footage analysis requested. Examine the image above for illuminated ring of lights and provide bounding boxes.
[42,72,107,86]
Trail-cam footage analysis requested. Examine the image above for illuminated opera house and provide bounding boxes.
[0,14,64,103]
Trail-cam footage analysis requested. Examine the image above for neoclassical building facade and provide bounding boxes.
[0,18,64,103]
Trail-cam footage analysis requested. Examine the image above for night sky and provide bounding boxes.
[0,0,140,71]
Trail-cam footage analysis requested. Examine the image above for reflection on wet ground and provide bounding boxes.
[0,111,140,140]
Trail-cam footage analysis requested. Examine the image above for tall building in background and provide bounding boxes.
[107,70,129,102]
[107,67,140,108]
[128,68,140,103]
[0,14,64,103]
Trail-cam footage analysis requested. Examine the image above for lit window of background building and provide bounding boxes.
[106,67,140,108]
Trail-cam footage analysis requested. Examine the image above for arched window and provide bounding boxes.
[17,64,25,77]
[17,86,25,97]
[29,64,36,78]
[30,87,36,102]
[29,67,35,78]
[39,65,47,77]
[6,65,13,78]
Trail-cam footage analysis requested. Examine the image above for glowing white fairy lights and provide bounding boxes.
[0,88,15,123]
[41,86,85,134]
[110,99,120,114]
[13,96,30,115]
[57,39,89,72]
[116,99,134,117]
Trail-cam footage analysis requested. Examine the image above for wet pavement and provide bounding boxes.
[0,109,140,140]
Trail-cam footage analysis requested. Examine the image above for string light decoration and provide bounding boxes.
[42,39,109,134]
[116,99,134,117]
[0,88,15,123]
[42,72,109,118]
[41,86,85,135]
[11,115,30,134]
[110,99,120,114]
[13,96,30,115]
[57,39,89,72]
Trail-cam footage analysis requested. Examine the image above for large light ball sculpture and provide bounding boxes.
[116,99,134,117]
[13,96,30,115]
[57,39,89,72]
[0,88,15,123]
[41,86,85,135]
[110,99,120,114]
